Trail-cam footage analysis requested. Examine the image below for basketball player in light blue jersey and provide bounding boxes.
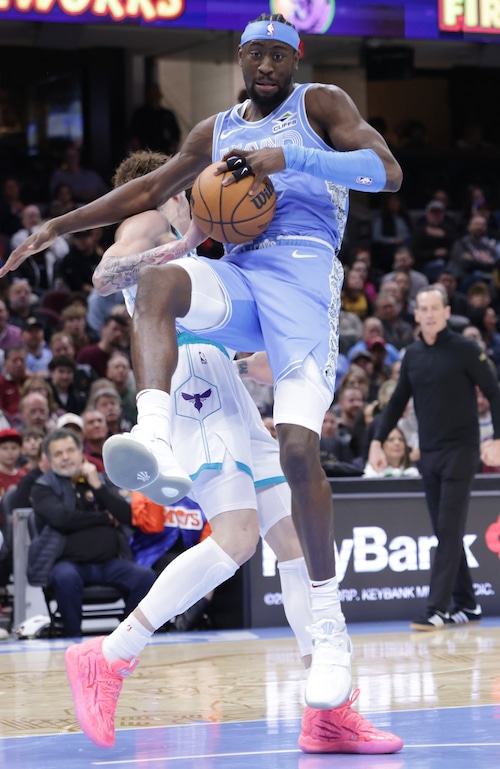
[3,11,403,731]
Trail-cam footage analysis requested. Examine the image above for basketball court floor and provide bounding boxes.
[1,618,499,769]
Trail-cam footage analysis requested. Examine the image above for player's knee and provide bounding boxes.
[278,427,321,483]
[136,263,191,315]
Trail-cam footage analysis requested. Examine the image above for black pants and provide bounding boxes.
[419,444,478,614]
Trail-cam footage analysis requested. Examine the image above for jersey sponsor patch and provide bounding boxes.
[356,176,373,185]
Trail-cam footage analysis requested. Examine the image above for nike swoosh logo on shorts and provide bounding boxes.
[220,128,240,139]
[291,250,318,259]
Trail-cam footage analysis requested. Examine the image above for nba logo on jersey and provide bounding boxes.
[267,23,275,36]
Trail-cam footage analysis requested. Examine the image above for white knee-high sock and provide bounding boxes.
[102,537,238,664]
[278,556,312,658]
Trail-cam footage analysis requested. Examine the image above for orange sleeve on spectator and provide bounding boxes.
[131,492,165,533]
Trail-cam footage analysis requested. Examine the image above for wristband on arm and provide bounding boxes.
[282,145,387,192]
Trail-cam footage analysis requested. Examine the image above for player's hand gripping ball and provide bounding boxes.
[190,160,276,244]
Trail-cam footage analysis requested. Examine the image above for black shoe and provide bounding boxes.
[449,604,482,625]
[410,610,451,631]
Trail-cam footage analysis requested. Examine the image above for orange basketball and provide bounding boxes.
[190,161,276,244]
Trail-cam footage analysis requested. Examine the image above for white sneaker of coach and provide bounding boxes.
[102,427,192,505]
[305,617,353,710]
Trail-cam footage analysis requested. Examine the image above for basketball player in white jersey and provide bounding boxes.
[2,12,403,721]
[64,150,402,755]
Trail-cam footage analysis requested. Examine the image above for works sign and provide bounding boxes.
[246,485,500,626]
[439,0,500,34]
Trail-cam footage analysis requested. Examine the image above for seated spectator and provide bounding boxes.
[81,408,107,472]
[436,269,469,318]
[9,204,69,295]
[477,387,500,472]
[106,352,137,426]
[0,345,28,423]
[47,355,87,415]
[349,259,377,304]
[381,245,428,302]
[374,293,414,351]
[331,386,365,465]
[363,427,420,478]
[468,306,500,374]
[29,428,156,637]
[412,200,457,282]
[19,427,45,472]
[341,268,373,320]
[49,331,97,400]
[371,193,413,273]
[130,492,214,630]
[465,282,493,321]
[55,230,103,295]
[77,315,129,378]
[86,288,125,337]
[347,317,401,366]
[20,316,52,376]
[48,183,78,219]
[49,144,110,205]
[336,364,370,403]
[449,214,499,294]
[91,386,132,436]
[0,428,28,499]
[0,177,24,239]
[15,390,55,434]
[391,271,417,323]
[60,303,93,357]
[5,279,35,330]
[319,408,363,477]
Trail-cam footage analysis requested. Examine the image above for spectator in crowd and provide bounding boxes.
[91,387,132,436]
[106,352,137,426]
[391,271,416,322]
[0,428,28,498]
[56,230,103,295]
[49,144,110,205]
[449,214,499,294]
[0,345,28,422]
[20,316,52,375]
[81,408,107,472]
[49,331,96,401]
[29,428,156,637]
[349,259,378,304]
[130,491,214,631]
[366,336,392,395]
[436,269,469,318]
[477,387,500,473]
[465,281,492,318]
[129,83,181,155]
[5,279,34,330]
[16,391,53,434]
[363,427,419,478]
[47,355,87,415]
[469,306,500,374]
[77,315,128,378]
[56,412,84,437]
[332,386,364,464]
[9,204,69,294]
[341,268,373,320]
[19,426,45,472]
[9,441,50,509]
[455,121,499,155]
[374,292,414,351]
[59,304,93,357]
[48,183,78,219]
[412,200,457,282]
[336,364,370,403]
[235,352,274,417]
[360,379,398,462]
[347,316,401,366]
[319,408,363,477]
[371,193,413,273]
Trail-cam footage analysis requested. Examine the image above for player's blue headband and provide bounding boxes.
[240,20,301,52]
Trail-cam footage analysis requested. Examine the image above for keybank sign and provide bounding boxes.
[334,526,478,582]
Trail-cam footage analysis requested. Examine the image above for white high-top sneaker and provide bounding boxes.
[103,426,192,504]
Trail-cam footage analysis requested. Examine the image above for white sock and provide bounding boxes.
[310,576,345,625]
[102,612,153,663]
[136,389,171,437]
[136,537,238,630]
[278,557,312,657]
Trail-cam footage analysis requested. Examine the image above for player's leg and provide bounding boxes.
[272,357,352,710]
[259,486,403,755]
[65,462,259,748]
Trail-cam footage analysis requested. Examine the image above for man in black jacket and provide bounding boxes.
[368,285,500,630]
[30,429,156,636]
